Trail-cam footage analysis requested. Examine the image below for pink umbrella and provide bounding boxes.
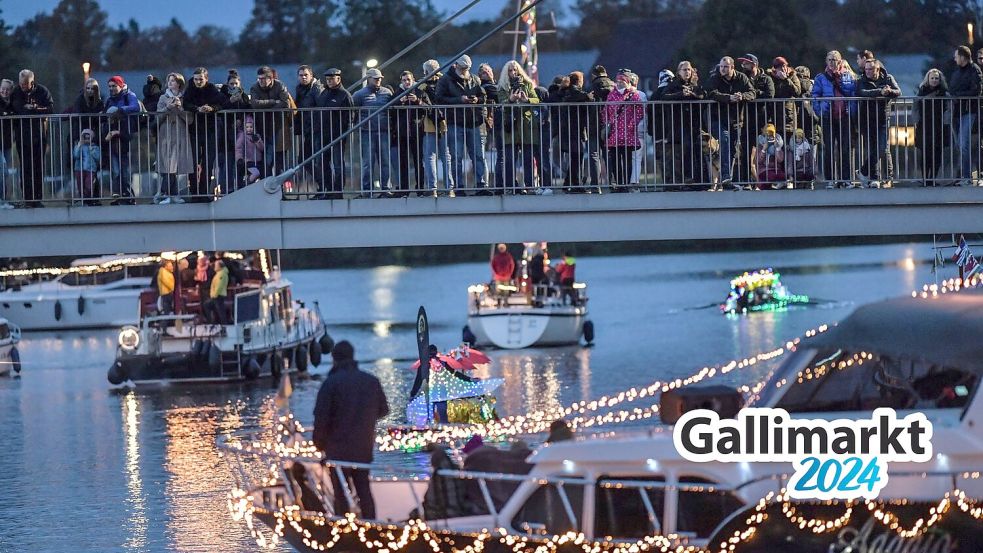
[454,345,490,365]
[408,354,465,371]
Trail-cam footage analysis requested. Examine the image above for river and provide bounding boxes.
[0,242,940,552]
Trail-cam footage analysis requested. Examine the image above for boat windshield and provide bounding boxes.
[766,348,981,415]
[59,267,126,286]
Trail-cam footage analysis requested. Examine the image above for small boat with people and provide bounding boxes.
[0,317,21,377]
[720,268,810,314]
[108,251,331,385]
[221,285,983,553]
[0,254,158,331]
[463,243,593,349]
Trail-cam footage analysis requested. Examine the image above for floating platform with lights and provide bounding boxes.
[0,317,21,376]
[721,269,810,314]
[108,255,329,385]
[220,288,983,552]
[0,254,159,331]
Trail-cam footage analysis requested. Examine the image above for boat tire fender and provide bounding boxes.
[10,347,20,374]
[191,339,207,358]
[309,339,322,367]
[462,325,477,346]
[107,360,128,385]
[77,296,85,315]
[242,356,260,380]
[296,345,309,372]
[270,351,283,379]
[208,343,222,372]
[583,320,595,344]
[54,300,63,321]
[318,334,334,357]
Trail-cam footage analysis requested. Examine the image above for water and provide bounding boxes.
[0,243,939,552]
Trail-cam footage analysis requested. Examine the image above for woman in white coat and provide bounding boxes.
[156,72,194,204]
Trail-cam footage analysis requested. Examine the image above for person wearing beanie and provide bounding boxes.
[313,340,389,519]
[418,60,453,195]
[436,52,489,195]
[103,73,141,204]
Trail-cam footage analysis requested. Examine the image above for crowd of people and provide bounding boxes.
[1,45,982,208]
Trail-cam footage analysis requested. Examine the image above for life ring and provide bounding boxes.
[583,320,595,344]
[54,300,63,321]
[77,296,85,315]
[107,360,128,385]
[241,356,260,380]
[296,345,309,372]
[309,338,323,367]
[10,347,21,374]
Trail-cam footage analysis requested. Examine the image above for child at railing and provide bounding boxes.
[235,115,265,185]
[72,128,101,205]
[754,123,786,189]
[791,128,816,187]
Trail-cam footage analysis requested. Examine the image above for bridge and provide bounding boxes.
[3,185,982,257]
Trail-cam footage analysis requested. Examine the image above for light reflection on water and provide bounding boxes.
[0,243,941,552]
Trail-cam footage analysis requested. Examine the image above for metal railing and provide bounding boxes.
[0,95,979,207]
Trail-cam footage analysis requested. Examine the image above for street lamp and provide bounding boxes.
[969,23,975,47]
[82,61,91,83]
[357,59,379,88]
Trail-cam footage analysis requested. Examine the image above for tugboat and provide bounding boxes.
[721,268,809,314]
[0,317,21,376]
[220,287,983,552]
[464,243,593,349]
[0,254,158,331]
[108,255,330,385]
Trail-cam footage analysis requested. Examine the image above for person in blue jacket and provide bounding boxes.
[811,50,857,188]
[103,75,142,204]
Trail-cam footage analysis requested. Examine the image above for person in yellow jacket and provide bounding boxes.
[204,259,229,324]
[157,260,175,314]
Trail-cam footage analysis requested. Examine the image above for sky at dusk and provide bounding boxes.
[1,0,571,33]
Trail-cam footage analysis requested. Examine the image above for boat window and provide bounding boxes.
[59,272,98,287]
[676,476,744,538]
[594,476,665,539]
[774,349,980,414]
[93,268,125,285]
[510,482,584,535]
[0,324,8,340]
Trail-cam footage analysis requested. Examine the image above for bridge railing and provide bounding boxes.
[0,95,976,207]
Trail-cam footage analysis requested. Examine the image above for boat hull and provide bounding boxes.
[0,286,143,331]
[467,306,585,349]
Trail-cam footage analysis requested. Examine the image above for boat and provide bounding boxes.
[0,317,21,376]
[108,260,330,385]
[721,268,809,314]
[0,254,159,331]
[464,243,593,349]
[220,287,983,552]
[403,344,502,427]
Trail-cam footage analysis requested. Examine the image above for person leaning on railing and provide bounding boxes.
[913,68,948,187]
[856,59,901,188]
[183,67,227,203]
[948,45,982,186]
[249,66,291,175]
[315,68,353,200]
[560,71,591,192]
[217,70,252,194]
[811,50,858,189]
[497,61,540,194]
[11,69,53,208]
[103,75,141,205]
[293,65,324,194]
[662,61,708,188]
[706,57,756,190]
[604,69,646,193]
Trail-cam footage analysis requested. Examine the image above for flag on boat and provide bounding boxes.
[952,236,968,264]
[966,255,983,278]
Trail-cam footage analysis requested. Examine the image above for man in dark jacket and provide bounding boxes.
[706,56,756,188]
[317,68,354,199]
[294,65,324,193]
[313,341,389,519]
[249,66,291,174]
[479,63,505,190]
[767,57,802,137]
[737,54,774,184]
[662,61,708,187]
[436,54,488,194]
[585,65,614,189]
[950,45,982,184]
[561,71,591,191]
[857,59,900,188]
[11,69,54,207]
[183,67,227,202]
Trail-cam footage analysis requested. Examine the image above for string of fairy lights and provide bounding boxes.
[221,275,983,552]
[224,473,983,553]
[0,251,247,279]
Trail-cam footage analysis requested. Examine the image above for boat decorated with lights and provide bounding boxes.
[220,285,983,552]
[464,243,593,349]
[721,269,809,314]
[108,252,330,385]
[0,254,159,331]
[0,317,21,376]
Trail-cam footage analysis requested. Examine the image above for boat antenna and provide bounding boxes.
[346,0,485,93]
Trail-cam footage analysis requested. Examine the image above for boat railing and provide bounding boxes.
[469,281,587,311]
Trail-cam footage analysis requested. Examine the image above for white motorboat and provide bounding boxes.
[464,244,592,349]
[0,317,21,376]
[108,266,331,386]
[0,254,157,331]
[221,286,983,553]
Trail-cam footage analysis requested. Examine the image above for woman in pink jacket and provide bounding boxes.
[603,69,644,192]
[235,115,266,184]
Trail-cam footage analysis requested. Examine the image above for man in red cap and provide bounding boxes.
[103,75,141,204]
